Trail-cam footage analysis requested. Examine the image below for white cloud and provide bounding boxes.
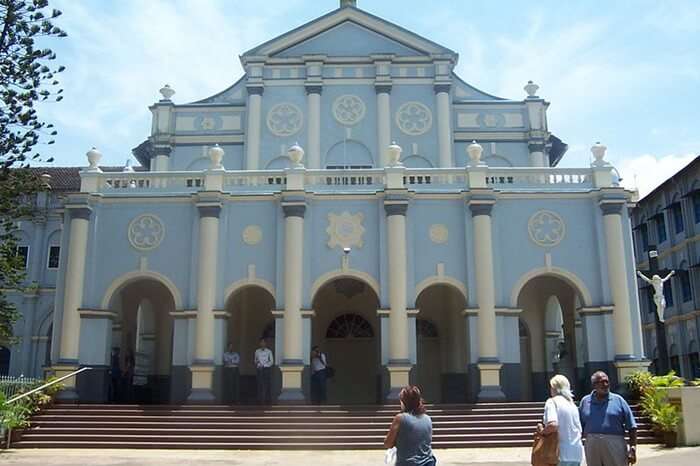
[617,153,697,198]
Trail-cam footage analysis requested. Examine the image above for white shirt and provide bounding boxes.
[311,353,327,373]
[254,348,273,368]
[544,395,584,462]
[223,351,240,367]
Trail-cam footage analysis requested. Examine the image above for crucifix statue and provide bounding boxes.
[636,269,675,323]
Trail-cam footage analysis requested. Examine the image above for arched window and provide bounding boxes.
[416,319,438,338]
[326,314,374,338]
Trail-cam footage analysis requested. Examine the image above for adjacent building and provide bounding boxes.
[631,155,700,380]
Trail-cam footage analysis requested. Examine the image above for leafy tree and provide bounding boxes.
[0,0,65,343]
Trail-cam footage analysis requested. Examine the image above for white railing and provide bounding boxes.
[225,170,287,192]
[485,167,592,189]
[305,168,385,190]
[101,171,204,192]
[85,166,601,195]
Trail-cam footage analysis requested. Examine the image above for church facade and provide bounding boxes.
[6,1,648,403]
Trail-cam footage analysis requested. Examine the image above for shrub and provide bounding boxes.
[625,370,654,399]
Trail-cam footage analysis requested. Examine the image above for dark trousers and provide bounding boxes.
[311,369,327,404]
[224,367,240,404]
[256,367,272,404]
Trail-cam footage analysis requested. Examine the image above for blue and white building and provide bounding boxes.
[5,0,648,403]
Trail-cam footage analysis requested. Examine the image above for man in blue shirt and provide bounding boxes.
[579,371,637,465]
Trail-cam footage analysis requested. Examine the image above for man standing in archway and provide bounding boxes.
[310,345,329,404]
[254,338,273,404]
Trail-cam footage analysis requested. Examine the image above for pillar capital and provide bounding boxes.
[305,84,323,95]
[67,206,92,221]
[197,205,221,218]
[468,202,494,217]
[527,141,546,153]
[246,85,264,96]
[375,83,392,94]
[600,202,624,216]
[384,202,407,216]
[433,82,451,94]
[282,203,306,218]
[153,145,172,157]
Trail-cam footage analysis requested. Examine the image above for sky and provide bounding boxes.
[34,0,700,197]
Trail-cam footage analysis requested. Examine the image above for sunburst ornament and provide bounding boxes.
[327,211,365,249]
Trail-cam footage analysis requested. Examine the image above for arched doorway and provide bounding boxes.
[415,284,467,403]
[109,278,175,403]
[226,285,275,403]
[312,277,380,404]
[516,274,588,400]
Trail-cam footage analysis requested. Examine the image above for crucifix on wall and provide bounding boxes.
[635,248,675,375]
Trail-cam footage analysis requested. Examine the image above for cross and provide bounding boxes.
[635,247,673,375]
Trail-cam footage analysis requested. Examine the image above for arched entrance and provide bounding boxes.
[226,285,275,403]
[516,274,588,400]
[312,277,380,404]
[415,284,467,403]
[109,278,175,403]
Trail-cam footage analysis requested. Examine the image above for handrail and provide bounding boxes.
[5,367,91,405]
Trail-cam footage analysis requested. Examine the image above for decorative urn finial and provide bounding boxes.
[159,84,175,101]
[287,142,305,167]
[123,159,135,172]
[467,140,483,164]
[591,141,607,165]
[86,147,102,171]
[387,141,403,167]
[524,80,540,98]
[340,0,357,8]
[208,144,225,170]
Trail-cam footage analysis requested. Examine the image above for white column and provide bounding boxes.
[435,84,452,168]
[189,204,220,401]
[384,199,411,398]
[469,199,505,400]
[245,86,263,170]
[55,206,91,398]
[306,86,321,169]
[528,141,546,167]
[376,84,391,167]
[152,146,171,172]
[279,202,306,402]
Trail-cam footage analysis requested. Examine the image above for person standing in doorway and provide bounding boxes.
[310,345,328,405]
[109,347,121,402]
[579,371,638,466]
[254,338,273,404]
[223,343,240,404]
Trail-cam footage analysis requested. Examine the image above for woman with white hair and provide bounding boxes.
[539,374,584,466]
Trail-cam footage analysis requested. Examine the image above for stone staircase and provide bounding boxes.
[14,402,658,449]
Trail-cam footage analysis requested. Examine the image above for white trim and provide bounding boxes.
[414,275,467,303]
[223,277,276,305]
[310,268,381,303]
[46,245,61,270]
[510,266,594,308]
[101,270,183,309]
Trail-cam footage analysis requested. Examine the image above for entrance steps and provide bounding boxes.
[14,402,658,449]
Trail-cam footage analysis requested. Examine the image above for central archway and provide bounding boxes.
[109,278,175,404]
[312,277,380,404]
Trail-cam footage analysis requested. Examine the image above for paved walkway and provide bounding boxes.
[0,446,698,465]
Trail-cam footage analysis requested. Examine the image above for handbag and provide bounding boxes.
[384,446,396,465]
[531,423,559,466]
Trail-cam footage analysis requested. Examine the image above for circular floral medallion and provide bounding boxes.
[333,95,366,126]
[429,224,448,244]
[528,210,565,248]
[266,103,303,137]
[396,102,433,135]
[242,225,262,245]
[128,214,165,251]
[327,211,365,249]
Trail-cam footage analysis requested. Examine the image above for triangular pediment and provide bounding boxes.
[243,7,455,59]
[274,21,423,58]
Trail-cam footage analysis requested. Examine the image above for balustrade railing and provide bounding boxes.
[86,166,600,195]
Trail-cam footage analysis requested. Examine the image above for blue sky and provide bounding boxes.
[38,0,699,196]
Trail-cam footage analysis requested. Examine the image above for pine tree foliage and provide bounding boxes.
[0,0,65,343]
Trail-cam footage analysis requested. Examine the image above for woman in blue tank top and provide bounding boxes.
[384,385,436,466]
